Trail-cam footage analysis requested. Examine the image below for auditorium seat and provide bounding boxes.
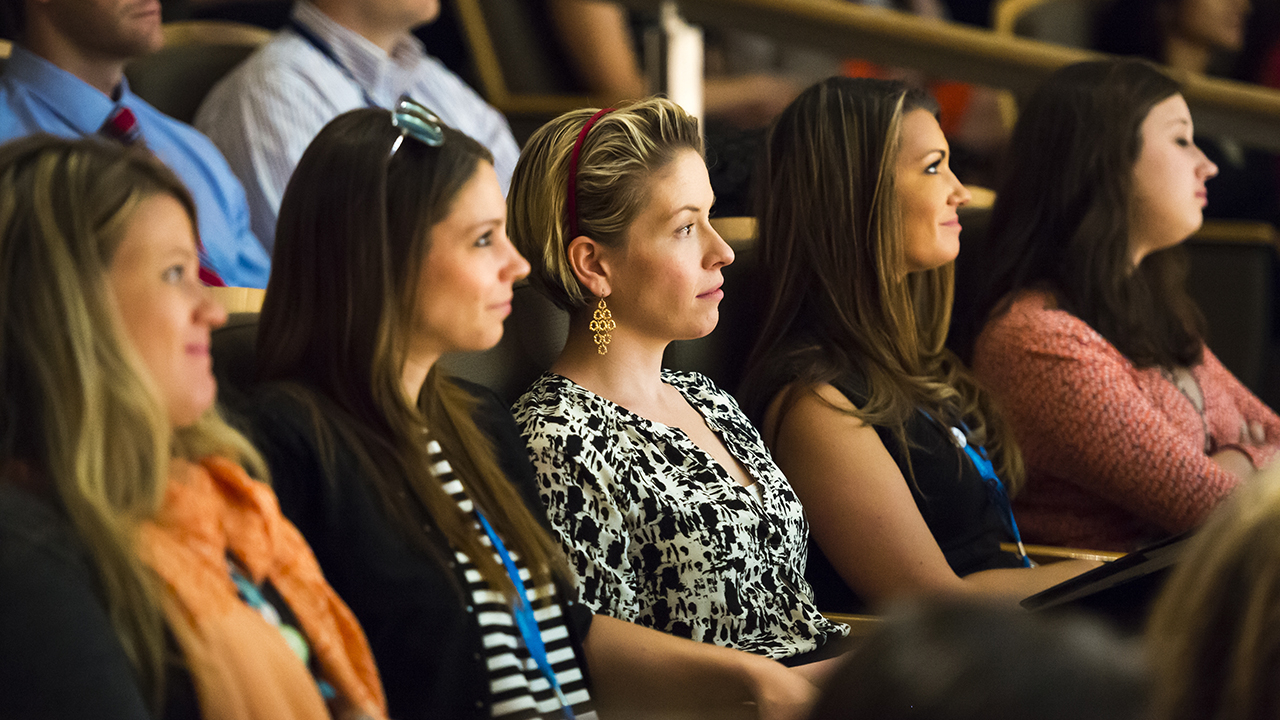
[992,0,1106,49]
[452,0,592,142]
[209,285,266,314]
[124,20,271,124]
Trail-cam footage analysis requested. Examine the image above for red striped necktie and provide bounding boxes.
[97,107,229,287]
[99,106,142,145]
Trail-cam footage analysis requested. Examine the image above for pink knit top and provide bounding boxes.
[973,290,1280,551]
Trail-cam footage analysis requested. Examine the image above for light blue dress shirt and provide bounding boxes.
[0,47,272,288]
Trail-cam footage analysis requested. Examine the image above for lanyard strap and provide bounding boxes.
[949,421,1032,568]
[286,18,382,108]
[475,512,575,719]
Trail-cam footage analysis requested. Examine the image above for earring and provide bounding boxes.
[589,297,616,355]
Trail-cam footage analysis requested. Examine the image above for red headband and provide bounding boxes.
[566,108,614,239]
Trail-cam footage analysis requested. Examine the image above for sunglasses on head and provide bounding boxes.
[389,95,445,157]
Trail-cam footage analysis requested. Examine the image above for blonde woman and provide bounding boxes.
[508,99,851,680]
[0,135,385,720]
[249,103,823,720]
[1147,463,1280,720]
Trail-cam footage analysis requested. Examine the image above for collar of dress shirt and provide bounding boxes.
[291,1,426,92]
[5,46,132,134]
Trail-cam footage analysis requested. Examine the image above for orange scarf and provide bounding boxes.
[138,456,386,720]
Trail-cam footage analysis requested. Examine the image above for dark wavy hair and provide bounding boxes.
[740,76,1023,489]
[952,59,1204,369]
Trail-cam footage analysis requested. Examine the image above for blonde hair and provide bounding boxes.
[0,135,264,708]
[508,97,703,311]
[1146,465,1280,720]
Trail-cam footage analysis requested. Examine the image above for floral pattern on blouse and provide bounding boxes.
[513,370,848,659]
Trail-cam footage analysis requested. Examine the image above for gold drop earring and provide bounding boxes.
[589,297,616,355]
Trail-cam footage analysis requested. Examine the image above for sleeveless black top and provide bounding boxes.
[803,372,1023,612]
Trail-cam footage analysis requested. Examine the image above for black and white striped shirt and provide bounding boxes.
[427,439,595,719]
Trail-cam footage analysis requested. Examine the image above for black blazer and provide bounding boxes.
[245,379,592,720]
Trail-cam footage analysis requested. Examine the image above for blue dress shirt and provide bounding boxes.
[0,47,272,288]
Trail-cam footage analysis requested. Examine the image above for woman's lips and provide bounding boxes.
[698,285,724,300]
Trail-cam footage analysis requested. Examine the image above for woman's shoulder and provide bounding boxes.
[513,372,618,429]
[976,290,1118,360]
[245,381,325,440]
[0,483,84,571]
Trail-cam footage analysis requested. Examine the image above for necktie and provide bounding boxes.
[99,106,142,145]
[97,107,229,288]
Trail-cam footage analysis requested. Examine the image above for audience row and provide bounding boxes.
[1,0,1279,714]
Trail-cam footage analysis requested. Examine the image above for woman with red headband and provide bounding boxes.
[250,101,821,720]
[508,99,852,682]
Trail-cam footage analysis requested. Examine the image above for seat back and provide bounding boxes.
[452,0,591,141]
[1183,221,1277,393]
[992,0,1107,48]
[124,21,271,123]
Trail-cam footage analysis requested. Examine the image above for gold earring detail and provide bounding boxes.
[589,297,616,355]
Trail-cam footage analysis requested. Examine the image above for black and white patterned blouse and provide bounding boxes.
[512,370,848,660]
[428,438,595,719]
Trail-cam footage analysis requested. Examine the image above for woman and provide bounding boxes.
[959,59,1280,552]
[250,102,820,720]
[1146,464,1280,720]
[507,98,850,670]
[1095,0,1275,226]
[0,135,385,720]
[737,77,1095,614]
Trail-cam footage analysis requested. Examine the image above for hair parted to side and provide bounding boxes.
[952,59,1203,369]
[0,134,263,710]
[1146,465,1280,720]
[258,108,564,598]
[507,97,703,311]
[740,76,1023,491]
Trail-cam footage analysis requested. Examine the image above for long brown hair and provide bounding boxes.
[257,108,563,596]
[740,77,1023,489]
[952,59,1204,369]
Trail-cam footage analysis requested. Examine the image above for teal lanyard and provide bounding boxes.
[949,421,1032,568]
[227,561,336,700]
[474,512,575,719]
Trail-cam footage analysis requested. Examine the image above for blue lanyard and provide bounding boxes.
[474,511,575,719]
[286,18,382,108]
[227,562,337,700]
[941,417,1032,568]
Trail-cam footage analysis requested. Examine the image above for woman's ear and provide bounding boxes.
[566,236,613,298]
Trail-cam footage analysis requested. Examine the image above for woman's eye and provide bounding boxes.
[677,223,694,237]
[162,264,185,283]
[474,232,492,248]
[925,160,941,175]
[1175,137,1191,148]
